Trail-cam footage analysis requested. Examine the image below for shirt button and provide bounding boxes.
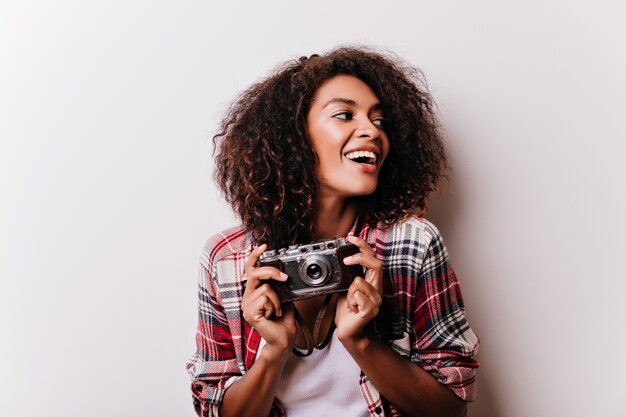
[374,406,382,414]
[194,383,203,392]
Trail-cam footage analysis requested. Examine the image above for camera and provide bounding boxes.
[257,237,363,302]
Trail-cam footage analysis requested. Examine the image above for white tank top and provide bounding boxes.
[256,330,369,417]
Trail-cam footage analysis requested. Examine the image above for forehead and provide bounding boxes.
[311,75,380,106]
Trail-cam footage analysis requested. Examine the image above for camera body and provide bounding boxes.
[257,237,363,302]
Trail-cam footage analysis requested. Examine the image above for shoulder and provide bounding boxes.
[367,215,449,274]
[372,215,445,249]
[199,225,251,273]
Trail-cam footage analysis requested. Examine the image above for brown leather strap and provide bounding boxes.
[292,293,335,357]
[312,293,336,350]
[292,307,314,357]
[291,216,365,357]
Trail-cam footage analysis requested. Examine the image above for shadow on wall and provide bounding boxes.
[427,174,503,417]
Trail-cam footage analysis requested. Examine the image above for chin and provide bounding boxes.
[350,185,378,196]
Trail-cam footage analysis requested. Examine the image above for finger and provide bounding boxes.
[346,235,375,256]
[343,252,382,293]
[243,293,274,322]
[350,277,382,307]
[243,244,269,289]
[255,283,283,317]
[245,244,268,270]
[335,294,356,317]
[346,283,359,312]
[252,294,275,321]
[342,252,382,271]
[353,290,379,317]
[246,266,288,289]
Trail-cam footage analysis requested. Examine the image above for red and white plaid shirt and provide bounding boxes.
[186,216,480,416]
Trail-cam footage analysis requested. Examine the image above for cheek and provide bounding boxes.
[310,127,346,160]
[318,125,344,143]
[378,137,390,163]
[315,146,342,170]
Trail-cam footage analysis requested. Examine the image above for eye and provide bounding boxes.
[333,111,353,121]
[372,118,385,128]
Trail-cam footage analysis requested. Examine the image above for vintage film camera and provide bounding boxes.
[257,237,363,302]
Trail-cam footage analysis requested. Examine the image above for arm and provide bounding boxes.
[187,243,296,417]
[220,341,291,417]
[220,244,298,417]
[186,246,242,417]
[336,230,479,417]
[339,330,467,417]
[409,224,479,404]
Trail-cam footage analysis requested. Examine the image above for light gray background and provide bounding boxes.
[1,1,625,416]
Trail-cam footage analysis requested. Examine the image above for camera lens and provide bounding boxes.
[306,263,323,280]
[299,255,332,287]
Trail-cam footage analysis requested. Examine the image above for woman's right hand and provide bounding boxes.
[242,244,298,359]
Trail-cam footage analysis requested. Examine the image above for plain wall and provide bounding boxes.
[1,1,624,416]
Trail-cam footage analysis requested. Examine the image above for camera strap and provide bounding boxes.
[291,216,366,357]
[292,293,336,357]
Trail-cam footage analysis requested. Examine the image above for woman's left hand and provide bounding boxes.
[335,235,383,342]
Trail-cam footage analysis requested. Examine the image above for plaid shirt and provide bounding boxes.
[186,216,479,417]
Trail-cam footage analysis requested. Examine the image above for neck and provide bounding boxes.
[313,195,358,240]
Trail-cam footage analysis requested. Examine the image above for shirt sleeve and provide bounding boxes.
[186,250,243,417]
[411,223,480,401]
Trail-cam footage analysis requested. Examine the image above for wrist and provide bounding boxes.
[338,330,372,355]
[259,342,292,364]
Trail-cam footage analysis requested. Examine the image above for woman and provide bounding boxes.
[187,47,479,417]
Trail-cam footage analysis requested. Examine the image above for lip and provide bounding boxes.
[343,155,379,173]
[342,145,382,165]
[342,144,382,173]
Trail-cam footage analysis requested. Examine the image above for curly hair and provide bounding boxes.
[213,46,448,249]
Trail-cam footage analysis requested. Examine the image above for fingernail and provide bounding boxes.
[280,272,288,280]
[277,309,282,317]
[343,256,352,264]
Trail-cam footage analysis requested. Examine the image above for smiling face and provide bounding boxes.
[306,75,390,200]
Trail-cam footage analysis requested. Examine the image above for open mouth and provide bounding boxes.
[344,150,377,166]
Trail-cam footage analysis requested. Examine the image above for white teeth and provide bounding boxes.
[345,150,377,163]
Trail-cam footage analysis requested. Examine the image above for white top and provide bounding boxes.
[256,330,370,417]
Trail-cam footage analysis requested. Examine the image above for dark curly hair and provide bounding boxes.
[213,46,448,249]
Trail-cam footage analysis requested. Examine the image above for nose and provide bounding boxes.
[355,117,380,140]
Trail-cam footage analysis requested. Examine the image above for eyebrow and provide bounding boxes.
[322,98,384,112]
